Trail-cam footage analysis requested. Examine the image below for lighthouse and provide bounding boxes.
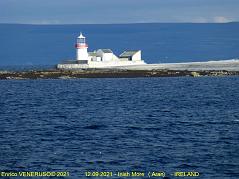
[75,33,88,62]
[57,33,146,69]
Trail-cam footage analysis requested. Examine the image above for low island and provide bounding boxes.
[1,33,239,80]
[1,60,239,80]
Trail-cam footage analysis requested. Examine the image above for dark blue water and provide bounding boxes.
[0,23,239,66]
[0,77,239,178]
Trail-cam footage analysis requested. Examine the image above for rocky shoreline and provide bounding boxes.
[0,69,239,80]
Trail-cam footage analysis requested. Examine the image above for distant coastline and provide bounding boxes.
[1,22,239,25]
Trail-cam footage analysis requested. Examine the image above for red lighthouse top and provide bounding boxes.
[75,33,88,48]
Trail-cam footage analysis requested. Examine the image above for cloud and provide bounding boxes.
[184,16,234,23]
[213,16,232,23]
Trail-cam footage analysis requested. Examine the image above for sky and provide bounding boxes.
[0,0,238,24]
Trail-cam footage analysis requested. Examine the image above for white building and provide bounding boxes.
[96,49,119,62]
[57,33,146,69]
[120,51,142,61]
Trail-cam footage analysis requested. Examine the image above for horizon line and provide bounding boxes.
[0,21,238,26]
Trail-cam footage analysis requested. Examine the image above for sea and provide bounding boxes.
[0,23,239,179]
[0,23,239,67]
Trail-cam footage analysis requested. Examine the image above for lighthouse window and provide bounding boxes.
[80,39,85,43]
[77,39,85,43]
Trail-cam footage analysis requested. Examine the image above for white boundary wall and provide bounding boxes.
[57,60,146,69]
[57,59,239,71]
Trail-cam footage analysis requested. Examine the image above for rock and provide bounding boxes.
[191,72,201,77]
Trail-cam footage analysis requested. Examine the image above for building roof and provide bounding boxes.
[120,50,140,57]
[99,49,113,53]
[88,52,97,56]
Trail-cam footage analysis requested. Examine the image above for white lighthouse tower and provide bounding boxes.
[75,33,88,62]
